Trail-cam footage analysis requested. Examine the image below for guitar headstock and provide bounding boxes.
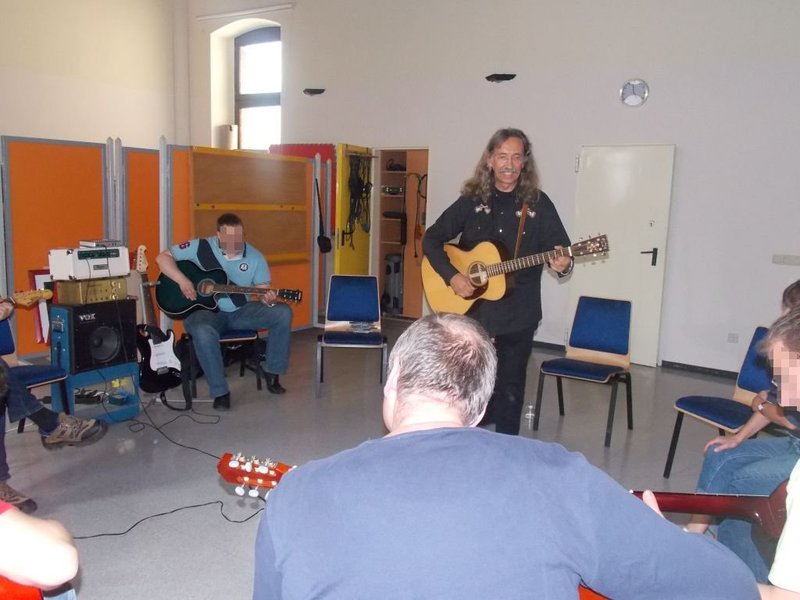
[278,289,303,304]
[217,452,294,499]
[571,234,609,258]
[135,245,149,274]
[12,289,53,308]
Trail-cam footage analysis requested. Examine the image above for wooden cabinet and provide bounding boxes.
[374,149,428,319]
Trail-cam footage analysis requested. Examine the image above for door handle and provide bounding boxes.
[640,247,658,267]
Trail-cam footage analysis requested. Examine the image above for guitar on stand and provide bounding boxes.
[134,246,184,408]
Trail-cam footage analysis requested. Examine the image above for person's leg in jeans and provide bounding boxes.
[228,302,292,375]
[184,309,230,399]
[697,436,800,582]
[492,326,536,436]
[0,398,37,513]
[228,301,292,393]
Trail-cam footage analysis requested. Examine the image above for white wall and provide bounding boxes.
[0,0,175,147]
[184,0,800,371]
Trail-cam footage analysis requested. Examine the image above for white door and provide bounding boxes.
[570,145,675,367]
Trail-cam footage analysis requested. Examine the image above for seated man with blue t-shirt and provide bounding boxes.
[253,313,759,600]
[156,213,292,410]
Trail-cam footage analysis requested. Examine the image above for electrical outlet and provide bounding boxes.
[727,333,739,344]
[772,254,800,266]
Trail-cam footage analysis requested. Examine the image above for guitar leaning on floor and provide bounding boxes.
[421,234,608,315]
[154,261,303,320]
[133,246,183,401]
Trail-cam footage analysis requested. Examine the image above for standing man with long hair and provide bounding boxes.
[422,128,572,435]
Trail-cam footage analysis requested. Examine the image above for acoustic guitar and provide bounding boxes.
[155,261,302,320]
[421,234,608,314]
[133,246,182,396]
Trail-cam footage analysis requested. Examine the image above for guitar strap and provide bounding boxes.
[196,239,247,307]
[513,200,529,259]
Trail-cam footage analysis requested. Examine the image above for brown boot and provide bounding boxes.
[41,414,108,450]
[0,481,37,514]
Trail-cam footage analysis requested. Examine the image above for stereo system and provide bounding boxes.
[50,299,138,374]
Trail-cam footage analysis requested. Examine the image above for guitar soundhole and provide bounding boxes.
[197,279,215,297]
[467,263,489,287]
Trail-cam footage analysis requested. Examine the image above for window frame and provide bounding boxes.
[234,26,281,149]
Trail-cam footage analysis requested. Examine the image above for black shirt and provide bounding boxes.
[422,188,570,336]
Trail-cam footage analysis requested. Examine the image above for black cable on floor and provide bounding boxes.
[73,500,264,540]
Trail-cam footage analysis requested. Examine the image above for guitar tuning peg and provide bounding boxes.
[234,485,245,497]
[248,487,260,498]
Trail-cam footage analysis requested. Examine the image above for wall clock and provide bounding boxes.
[620,79,649,107]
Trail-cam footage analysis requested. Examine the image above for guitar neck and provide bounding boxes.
[140,273,160,327]
[209,284,271,296]
[633,489,785,538]
[489,246,572,277]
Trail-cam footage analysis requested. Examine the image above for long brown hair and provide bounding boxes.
[461,128,541,205]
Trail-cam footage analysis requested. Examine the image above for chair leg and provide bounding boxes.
[604,380,619,448]
[380,342,388,384]
[58,379,70,415]
[315,342,323,397]
[624,373,633,430]
[533,371,545,431]
[17,418,26,433]
[663,412,685,479]
[556,377,565,416]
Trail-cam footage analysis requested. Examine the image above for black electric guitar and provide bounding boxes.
[134,246,182,395]
[155,261,303,320]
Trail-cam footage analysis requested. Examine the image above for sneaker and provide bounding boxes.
[40,414,108,450]
[0,481,37,514]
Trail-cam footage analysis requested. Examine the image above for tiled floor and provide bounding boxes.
[5,319,744,599]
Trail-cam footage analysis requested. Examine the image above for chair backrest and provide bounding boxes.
[732,326,772,404]
[566,296,632,368]
[0,318,19,366]
[325,275,381,329]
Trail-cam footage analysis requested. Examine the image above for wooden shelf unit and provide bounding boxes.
[375,149,428,319]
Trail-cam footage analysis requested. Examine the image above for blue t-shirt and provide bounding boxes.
[253,428,758,600]
[170,236,270,312]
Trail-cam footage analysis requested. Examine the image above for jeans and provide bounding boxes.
[696,434,800,582]
[184,302,292,398]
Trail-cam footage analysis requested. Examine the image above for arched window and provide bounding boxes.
[235,27,281,150]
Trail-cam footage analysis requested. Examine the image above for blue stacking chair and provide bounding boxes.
[532,296,633,447]
[662,326,772,478]
[316,275,388,397]
[0,318,69,431]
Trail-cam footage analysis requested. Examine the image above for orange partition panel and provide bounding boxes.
[125,148,160,281]
[3,138,106,355]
